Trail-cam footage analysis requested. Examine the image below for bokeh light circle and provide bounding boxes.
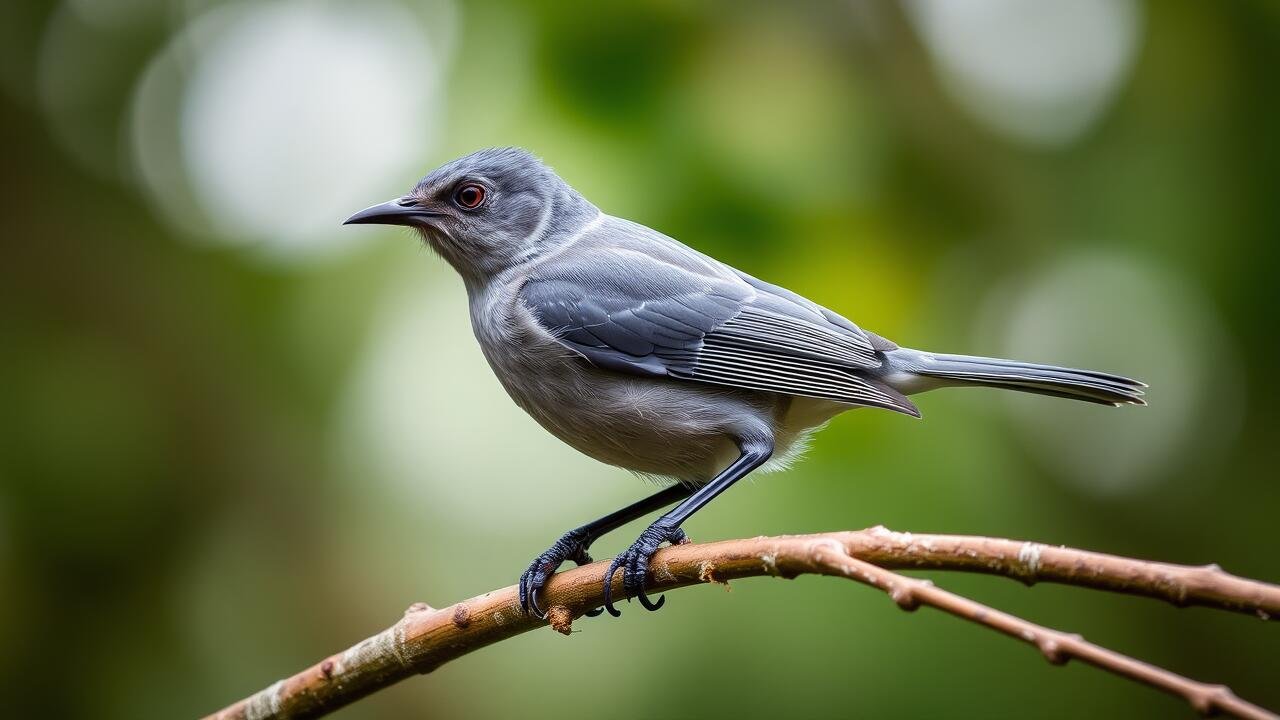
[131,0,447,261]
[983,251,1242,497]
[906,0,1143,146]
[338,264,634,532]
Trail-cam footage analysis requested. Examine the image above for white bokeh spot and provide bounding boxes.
[131,0,446,261]
[337,262,634,532]
[907,0,1142,146]
[984,252,1242,497]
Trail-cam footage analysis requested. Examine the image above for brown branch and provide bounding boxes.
[205,527,1280,720]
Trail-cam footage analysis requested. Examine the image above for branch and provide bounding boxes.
[205,527,1280,720]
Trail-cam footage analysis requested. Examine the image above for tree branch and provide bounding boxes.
[205,527,1280,720]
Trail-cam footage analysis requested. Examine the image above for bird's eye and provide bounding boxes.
[454,183,486,209]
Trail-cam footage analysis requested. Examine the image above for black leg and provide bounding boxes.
[602,437,773,617]
[519,483,691,618]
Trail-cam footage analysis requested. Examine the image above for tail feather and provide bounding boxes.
[885,349,1146,407]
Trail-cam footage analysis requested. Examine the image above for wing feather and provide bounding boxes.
[520,230,915,414]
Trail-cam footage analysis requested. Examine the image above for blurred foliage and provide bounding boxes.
[1,1,1278,718]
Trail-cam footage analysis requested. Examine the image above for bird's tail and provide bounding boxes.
[883,349,1146,407]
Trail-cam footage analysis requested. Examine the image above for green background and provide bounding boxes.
[2,1,1277,718]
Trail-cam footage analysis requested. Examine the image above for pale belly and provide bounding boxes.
[469,284,850,483]
[488,339,761,482]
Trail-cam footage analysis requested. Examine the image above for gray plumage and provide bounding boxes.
[345,147,1145,616]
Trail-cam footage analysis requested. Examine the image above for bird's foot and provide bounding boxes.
[519,527,596,619]
[602,522,687,617]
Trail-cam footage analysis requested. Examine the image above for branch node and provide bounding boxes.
[319,660,335,681]
[546,605,574,635]
[889,583,921,611]
[1190,684,1231,716]
[1016,542,1044,585]
[1036,635,1071,665]
[405,602,434,615]
[760,552,779,576]
[699,561,729,588]
[451,604,471,630]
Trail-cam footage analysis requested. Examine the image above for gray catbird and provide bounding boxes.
[345,147,1144,619]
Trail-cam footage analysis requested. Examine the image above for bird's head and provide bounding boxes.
[345,147,597,284]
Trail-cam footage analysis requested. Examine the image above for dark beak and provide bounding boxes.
[343,198,440,227]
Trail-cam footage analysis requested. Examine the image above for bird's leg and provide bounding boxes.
[603,437,773,617]
[519,484,691,618]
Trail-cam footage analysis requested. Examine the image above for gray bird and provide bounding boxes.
[345,147,1145,619]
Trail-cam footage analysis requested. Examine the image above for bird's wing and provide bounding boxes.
[520,234,917,415]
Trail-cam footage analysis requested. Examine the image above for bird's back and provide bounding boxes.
[518,214,918,416]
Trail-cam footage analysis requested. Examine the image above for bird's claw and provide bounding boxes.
[602,523,687,617]
[518,528,595,619]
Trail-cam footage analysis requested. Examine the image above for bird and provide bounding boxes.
[344,147,1145,619]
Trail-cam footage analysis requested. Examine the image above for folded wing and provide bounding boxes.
[521,240,918,416]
